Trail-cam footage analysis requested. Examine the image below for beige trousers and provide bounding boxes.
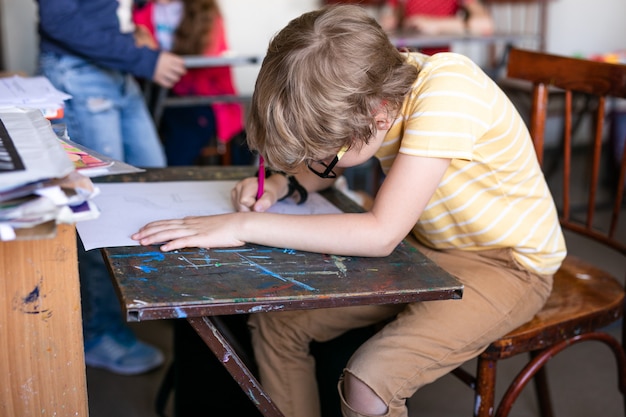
[248,244,553,417]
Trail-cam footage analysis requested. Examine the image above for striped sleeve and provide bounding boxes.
[376,53,566,275]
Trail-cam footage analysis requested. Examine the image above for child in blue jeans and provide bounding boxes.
[133,5,565,416]
[38,0,186,375]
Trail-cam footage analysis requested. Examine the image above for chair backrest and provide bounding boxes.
[506,48,626,256]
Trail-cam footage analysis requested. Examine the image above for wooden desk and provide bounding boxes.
[97,166,463,417]
[0,224,88,417]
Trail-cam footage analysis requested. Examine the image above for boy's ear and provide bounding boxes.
[376,117,392,130]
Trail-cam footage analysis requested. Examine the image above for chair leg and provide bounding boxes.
[623,316,626,417]
[497,332,626,417]
[530,351,554,417]
[474,357,498,417]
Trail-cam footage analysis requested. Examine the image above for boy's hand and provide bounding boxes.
[231,174,289,213]
[131,213,245,252]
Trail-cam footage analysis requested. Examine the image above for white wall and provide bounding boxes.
[1,0,38,75]
[547,0,626,57]
[2,0,626,88]
[218,0,319,94]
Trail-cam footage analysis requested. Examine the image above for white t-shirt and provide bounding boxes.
[153,2,184,51]
[116,0,135,34]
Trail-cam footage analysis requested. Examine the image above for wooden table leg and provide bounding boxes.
[0,224,88,416]
[187,316,284,417]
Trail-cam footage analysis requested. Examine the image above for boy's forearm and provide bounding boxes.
[238,211,398,257]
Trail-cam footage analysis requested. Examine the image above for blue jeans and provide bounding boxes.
[38,52,166,167]
[77,237,134,347]
[39,52,165,346]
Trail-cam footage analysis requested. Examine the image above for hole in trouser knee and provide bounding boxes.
[86,97,114,113]
[338,374,392,417]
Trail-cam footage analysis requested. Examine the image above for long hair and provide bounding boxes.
[246,4,418,173]
[172,0,220,55]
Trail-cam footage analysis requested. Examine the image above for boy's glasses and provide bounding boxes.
[307,146,349,179]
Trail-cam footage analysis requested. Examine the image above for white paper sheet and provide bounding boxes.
[76,180,343,250]
[0,75,71,108]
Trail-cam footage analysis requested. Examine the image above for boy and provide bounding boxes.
[133,5,566,417]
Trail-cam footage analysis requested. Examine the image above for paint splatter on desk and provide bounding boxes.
[104,240,462,322]
[97,167,463,322]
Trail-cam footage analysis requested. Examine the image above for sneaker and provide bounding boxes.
[84,333,165,375]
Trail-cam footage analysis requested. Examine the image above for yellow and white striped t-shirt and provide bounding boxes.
[376,52,566,275]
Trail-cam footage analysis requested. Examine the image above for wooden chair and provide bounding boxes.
[450,48,626,417]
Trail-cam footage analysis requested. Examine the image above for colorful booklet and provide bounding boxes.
[58,139,114,174]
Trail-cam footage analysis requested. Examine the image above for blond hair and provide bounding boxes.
[247,4,418,173]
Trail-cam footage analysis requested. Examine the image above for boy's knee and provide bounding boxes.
[339,371,389,417]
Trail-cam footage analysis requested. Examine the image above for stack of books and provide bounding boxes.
[0,107,101,240]
[0,74,146,241]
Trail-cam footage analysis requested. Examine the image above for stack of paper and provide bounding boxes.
[0,107,100,240]
[0,75,71,119]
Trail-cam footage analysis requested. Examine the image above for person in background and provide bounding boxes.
[379,0,494,55]
[37,0,186,375]
[134,0,246,166]
[132,5,565,417]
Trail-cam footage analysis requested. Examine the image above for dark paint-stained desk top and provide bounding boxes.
[98,167,463,322]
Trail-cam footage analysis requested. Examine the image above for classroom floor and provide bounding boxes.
[86,155,625,417]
